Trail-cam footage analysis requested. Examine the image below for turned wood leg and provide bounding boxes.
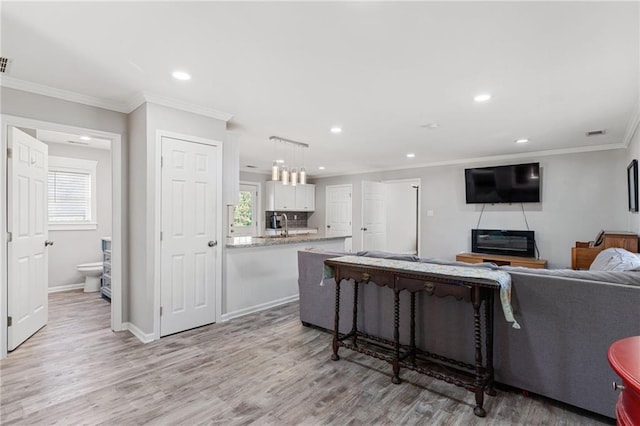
[472,287,486,417]
[485,291,496,396]
[410,291,416,366]
[392,289,401,384]
[351,281,359,347]
[331,279,341,361]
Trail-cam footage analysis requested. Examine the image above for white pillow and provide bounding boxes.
[590,248,640,271]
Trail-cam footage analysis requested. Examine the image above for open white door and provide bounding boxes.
[326,184,352,237]
[7,127,49,351]
[160,136,218,337]
[361,181,386,251]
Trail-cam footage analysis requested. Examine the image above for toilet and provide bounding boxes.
[76,262,103,292]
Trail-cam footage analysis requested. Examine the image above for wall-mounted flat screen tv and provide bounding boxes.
[465,162,540,204]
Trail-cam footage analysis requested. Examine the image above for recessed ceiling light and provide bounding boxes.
[276,159,285,164]
[406,153,416,158]
[172,71,191,81]
[420,123,439,129]
[79,135,91,141]
[318,166,326,170]
[515,138,529,144]
[330,127,342,134]
[474,94,492,103]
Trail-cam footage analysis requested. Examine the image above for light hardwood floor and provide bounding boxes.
[1,291,614,425]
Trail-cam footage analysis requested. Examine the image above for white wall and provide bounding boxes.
[309,149,628,268]
[46,143,112,288]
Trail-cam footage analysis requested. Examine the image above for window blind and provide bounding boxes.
[48,170,92,222]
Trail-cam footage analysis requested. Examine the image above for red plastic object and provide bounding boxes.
[608,336,640,426]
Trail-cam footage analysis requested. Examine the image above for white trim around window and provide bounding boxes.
[48,155,98,231]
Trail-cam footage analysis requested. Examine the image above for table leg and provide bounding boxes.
[331,278,341,361]
[410,291,416,366]
[472,287,486,417]
[351,281,359,347]
[392,290,401,384]
[485,291,496,396]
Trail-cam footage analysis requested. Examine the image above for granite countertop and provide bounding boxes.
[226,234,350,248]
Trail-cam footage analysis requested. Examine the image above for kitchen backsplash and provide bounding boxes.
[265,211,309,228]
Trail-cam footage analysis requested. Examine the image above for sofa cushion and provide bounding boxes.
[499,265,640,287]
[589,247,640,272]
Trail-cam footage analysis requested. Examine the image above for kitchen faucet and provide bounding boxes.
[281,213,289,237]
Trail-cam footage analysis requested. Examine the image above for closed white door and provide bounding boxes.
[161,137,218,336]
[361,181,386,251]
[8,127,49,351]
[326,184,352,237]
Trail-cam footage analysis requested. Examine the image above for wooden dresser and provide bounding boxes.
[456,252,547,269]
[571,232,639,270]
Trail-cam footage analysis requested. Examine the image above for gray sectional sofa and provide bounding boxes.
[297,249,640,419]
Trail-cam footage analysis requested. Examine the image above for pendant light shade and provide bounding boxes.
[291,168,298,186]
[299,167,307,185]
[281,166,289,185]
[271,161,279,181]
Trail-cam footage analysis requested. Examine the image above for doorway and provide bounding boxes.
[1,115,123,359]
[361,178,421,255]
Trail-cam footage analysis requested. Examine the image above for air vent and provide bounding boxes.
[0,57,8,73]
[586,129,606,137]
[67,140,89,146]
[245,165,258,169]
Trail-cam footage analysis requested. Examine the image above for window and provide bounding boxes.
[230,183,259,236]
[48,156,98,230]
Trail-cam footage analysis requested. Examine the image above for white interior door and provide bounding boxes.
[326,184,352,237]
[361,181,386,251]
[161,137,218,337]
[8,127,49,351]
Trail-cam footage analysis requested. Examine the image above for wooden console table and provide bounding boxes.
[325,256,504,417]
[456,252,547,269]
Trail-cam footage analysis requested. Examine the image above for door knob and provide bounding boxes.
[612,382,625,391]
[208,241,218,247]
[361,227,368,231]
[327,225,331,228]
[44,240,54,247]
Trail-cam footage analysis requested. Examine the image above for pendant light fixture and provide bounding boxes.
[291,145,298,186]
[268,136,309,185]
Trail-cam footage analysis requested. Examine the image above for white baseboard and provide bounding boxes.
[48,283,85,293]
[221,294,299,322]
[124,322,155,344]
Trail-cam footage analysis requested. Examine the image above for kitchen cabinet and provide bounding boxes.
[265,181,315,212]
[295,184,315,211]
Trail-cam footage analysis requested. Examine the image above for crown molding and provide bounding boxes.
[0,76,234,122]
[128,92,234,122]
[316,143,628,179]
[0,75,130,113]
[623,104,640,148]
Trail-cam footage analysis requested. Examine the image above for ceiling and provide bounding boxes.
[1,2,639,177]
[35,129,111,150]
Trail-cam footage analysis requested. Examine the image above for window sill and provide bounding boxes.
[49,223,98,231]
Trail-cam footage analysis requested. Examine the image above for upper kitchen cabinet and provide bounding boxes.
[295,184,315,211]
[265,181,315,212]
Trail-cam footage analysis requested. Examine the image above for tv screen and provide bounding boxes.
[465,163,540,204]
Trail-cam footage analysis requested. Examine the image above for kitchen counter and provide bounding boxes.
[226,234,349,249]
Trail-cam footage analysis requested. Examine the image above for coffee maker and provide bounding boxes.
[268,212,281,229]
